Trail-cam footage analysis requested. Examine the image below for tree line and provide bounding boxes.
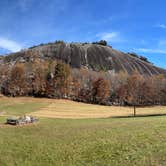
[0,60,165,106]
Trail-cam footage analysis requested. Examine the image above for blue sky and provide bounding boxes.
[0,0,166,68]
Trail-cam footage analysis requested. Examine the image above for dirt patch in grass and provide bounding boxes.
[0,122,39,128]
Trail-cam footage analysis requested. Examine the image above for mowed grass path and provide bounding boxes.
[0,97,165,118]
[0,97,166,165]
[31,99,166,119]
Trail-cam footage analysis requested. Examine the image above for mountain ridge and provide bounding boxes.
[0,41,166,76]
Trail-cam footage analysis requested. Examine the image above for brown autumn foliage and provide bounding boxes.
[125,72,144,105]
[2,64,28,96]
[53,62,71,98]
[92,77,110,104]
[45,61,71,98]
[31,67,46,97]
[117,72,154,106]
[0,60,165,106]
[69,77,81,100]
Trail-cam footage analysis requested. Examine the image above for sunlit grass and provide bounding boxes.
[0,97,166,165]
[0,117,166,165]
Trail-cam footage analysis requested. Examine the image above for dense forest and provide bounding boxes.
[0,59,165,106]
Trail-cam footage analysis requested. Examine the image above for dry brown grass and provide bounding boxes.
[30,99,166,119]
[0,97,165,119]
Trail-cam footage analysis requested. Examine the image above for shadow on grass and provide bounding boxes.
[112,113,166,118]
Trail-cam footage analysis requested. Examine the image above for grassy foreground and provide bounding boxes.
[0,117,166,165]
[0,97,166,165]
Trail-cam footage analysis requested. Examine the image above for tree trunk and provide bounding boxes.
[134,105,136,117]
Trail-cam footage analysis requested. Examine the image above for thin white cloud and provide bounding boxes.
[158,39,166,46]
[140,40,147,45]
[156,24,166,29]
[135,38,166,54]
[0,38,22,52]
[135,48,166,54]
[90,17,113,26]
[96,32,123,42]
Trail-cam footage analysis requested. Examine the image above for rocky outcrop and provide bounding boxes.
[0,42,166,76]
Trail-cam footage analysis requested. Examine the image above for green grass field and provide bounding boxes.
[0,97,166,166]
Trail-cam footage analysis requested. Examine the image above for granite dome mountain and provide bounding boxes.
[1,41,166,76]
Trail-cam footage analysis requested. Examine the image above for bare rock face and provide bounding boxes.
[0,42,166,76]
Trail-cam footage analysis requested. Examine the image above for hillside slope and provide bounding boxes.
[1,42,166,76]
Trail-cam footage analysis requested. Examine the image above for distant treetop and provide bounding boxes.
[29,40,65,49]
[128,52,151,64]
[28,40,111,50]
[92,40,108,46]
